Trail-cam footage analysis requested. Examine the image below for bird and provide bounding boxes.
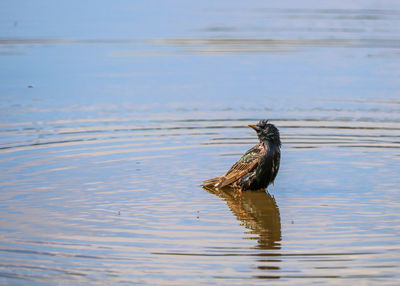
[202,120,281,191]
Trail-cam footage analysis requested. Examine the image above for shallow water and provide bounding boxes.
[1,1,400,285]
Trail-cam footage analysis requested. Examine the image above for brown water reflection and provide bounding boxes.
[205,186,281,250]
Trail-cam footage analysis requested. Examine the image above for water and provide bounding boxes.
[1,1,400,285]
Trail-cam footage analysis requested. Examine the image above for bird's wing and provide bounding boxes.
[216,145,263,188]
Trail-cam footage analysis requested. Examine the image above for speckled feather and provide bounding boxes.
[203,120,281,191]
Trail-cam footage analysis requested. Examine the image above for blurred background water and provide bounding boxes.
[1,0,400,285]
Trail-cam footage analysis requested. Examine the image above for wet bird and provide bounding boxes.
[203,120,281,191]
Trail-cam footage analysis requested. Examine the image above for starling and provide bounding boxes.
[203,120,281,191]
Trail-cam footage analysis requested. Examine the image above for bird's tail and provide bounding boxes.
[202,176,223,188]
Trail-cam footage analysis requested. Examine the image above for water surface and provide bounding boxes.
[1,1,400,285]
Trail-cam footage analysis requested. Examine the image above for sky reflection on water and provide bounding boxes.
[1,0,400,285]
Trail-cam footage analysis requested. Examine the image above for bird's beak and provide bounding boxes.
[248,124,260,131]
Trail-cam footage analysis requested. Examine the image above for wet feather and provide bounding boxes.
[203,120,281,191]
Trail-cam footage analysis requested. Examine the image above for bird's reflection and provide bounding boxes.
[204,186,281,250]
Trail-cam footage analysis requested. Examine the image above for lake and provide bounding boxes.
[1,1,400,285]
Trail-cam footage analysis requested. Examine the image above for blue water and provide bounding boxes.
[1,1,400,284]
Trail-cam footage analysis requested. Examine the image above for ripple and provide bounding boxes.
[2,0,400,283]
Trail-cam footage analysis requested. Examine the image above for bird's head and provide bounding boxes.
[248,120,281,147]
